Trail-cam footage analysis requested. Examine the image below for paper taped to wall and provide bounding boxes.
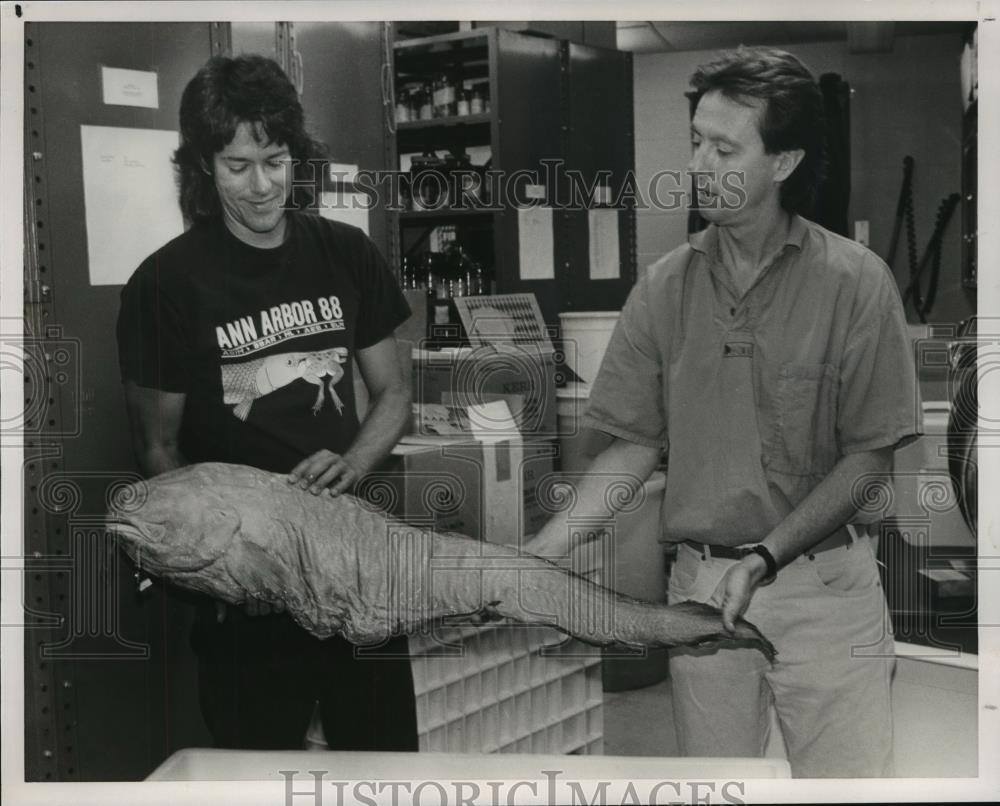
[517,206,555,280]
[588,208,620,280]
[80,125,184,286]
[101,66,159,108]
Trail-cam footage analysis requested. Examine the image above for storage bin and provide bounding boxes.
[558,311,620,387]
[408,623,604,754]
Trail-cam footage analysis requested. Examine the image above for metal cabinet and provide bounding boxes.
[390,27,635,331]
[558,41,636,314]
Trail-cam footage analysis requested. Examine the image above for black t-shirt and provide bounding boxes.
[117,212,410,473]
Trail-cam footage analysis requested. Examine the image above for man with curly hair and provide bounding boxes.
[527,47,919,777]
[116,55,417,751]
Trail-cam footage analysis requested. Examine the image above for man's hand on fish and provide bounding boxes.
[287,449,363,496]
[713,553,770,633]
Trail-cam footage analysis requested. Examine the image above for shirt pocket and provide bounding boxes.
[771,362,839,477]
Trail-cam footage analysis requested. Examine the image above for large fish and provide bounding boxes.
[222,348,348,421]
[106,462,776,658]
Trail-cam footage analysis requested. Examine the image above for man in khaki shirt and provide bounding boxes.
[526,47,919,777]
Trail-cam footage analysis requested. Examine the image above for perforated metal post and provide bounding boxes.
[22,22,78,782]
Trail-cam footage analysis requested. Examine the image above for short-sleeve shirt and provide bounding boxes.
[116,211,410,473]
[584,214,921,546]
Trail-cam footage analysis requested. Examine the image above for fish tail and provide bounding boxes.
[482,558,777,660]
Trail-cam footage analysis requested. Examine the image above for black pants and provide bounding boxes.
[191,603,419,751]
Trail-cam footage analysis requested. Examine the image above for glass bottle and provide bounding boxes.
[432,74,455,118]
[470,86,484,115]
[401,255,410,289]
[433,263,451,325]
[467,261,485,295]
[423,252,436,298]
[456,88,470,117]
[418,82,434,121]
[395,89,411,124]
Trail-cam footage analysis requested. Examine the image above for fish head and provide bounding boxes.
[106,465,243,574]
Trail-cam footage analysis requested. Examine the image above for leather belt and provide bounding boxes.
[683,525,861,562]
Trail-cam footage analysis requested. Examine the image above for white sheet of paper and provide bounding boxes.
[517,206,554,280]
[80,126,184,286]
[588,208,620,280]
[467,400,519,443]
[318,191,370,235]
[101,66,159,108]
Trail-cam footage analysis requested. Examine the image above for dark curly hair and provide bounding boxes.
[689,46,826,216]
[174,55,327,223]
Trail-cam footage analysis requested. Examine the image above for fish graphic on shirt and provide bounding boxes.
[221,348,349,422]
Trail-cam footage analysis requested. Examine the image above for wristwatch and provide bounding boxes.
[742,544,778,586]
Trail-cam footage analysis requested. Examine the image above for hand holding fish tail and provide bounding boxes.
[713,553,770,634]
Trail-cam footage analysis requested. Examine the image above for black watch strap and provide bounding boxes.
[749,544,778,585]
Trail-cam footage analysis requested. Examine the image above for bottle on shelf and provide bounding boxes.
[418,82,434,121]
[456,88,471,117]
[415,242,493,346]
[395,89,412,124]
[410,149,446,211]
[418,251,446,326]
[469,86,484,115]
[432,254,451,327]
[423,251,436,297]
[401,255,425,291]
[432,73,456,118]
[467,261,486,296]
[445,242,477,298]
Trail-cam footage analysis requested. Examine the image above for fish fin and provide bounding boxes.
[672,600,778,661]
[232,399,252,421]
[440,605,507,627]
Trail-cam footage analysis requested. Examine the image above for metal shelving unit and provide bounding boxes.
[388,26,636,330]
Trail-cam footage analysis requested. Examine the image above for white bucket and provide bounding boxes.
[559,311,620,387]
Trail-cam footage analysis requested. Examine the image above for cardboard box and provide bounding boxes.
[412,345,558,437]
[382,438,556,542]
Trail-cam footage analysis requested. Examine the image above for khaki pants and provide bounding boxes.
[667,537,896,778]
